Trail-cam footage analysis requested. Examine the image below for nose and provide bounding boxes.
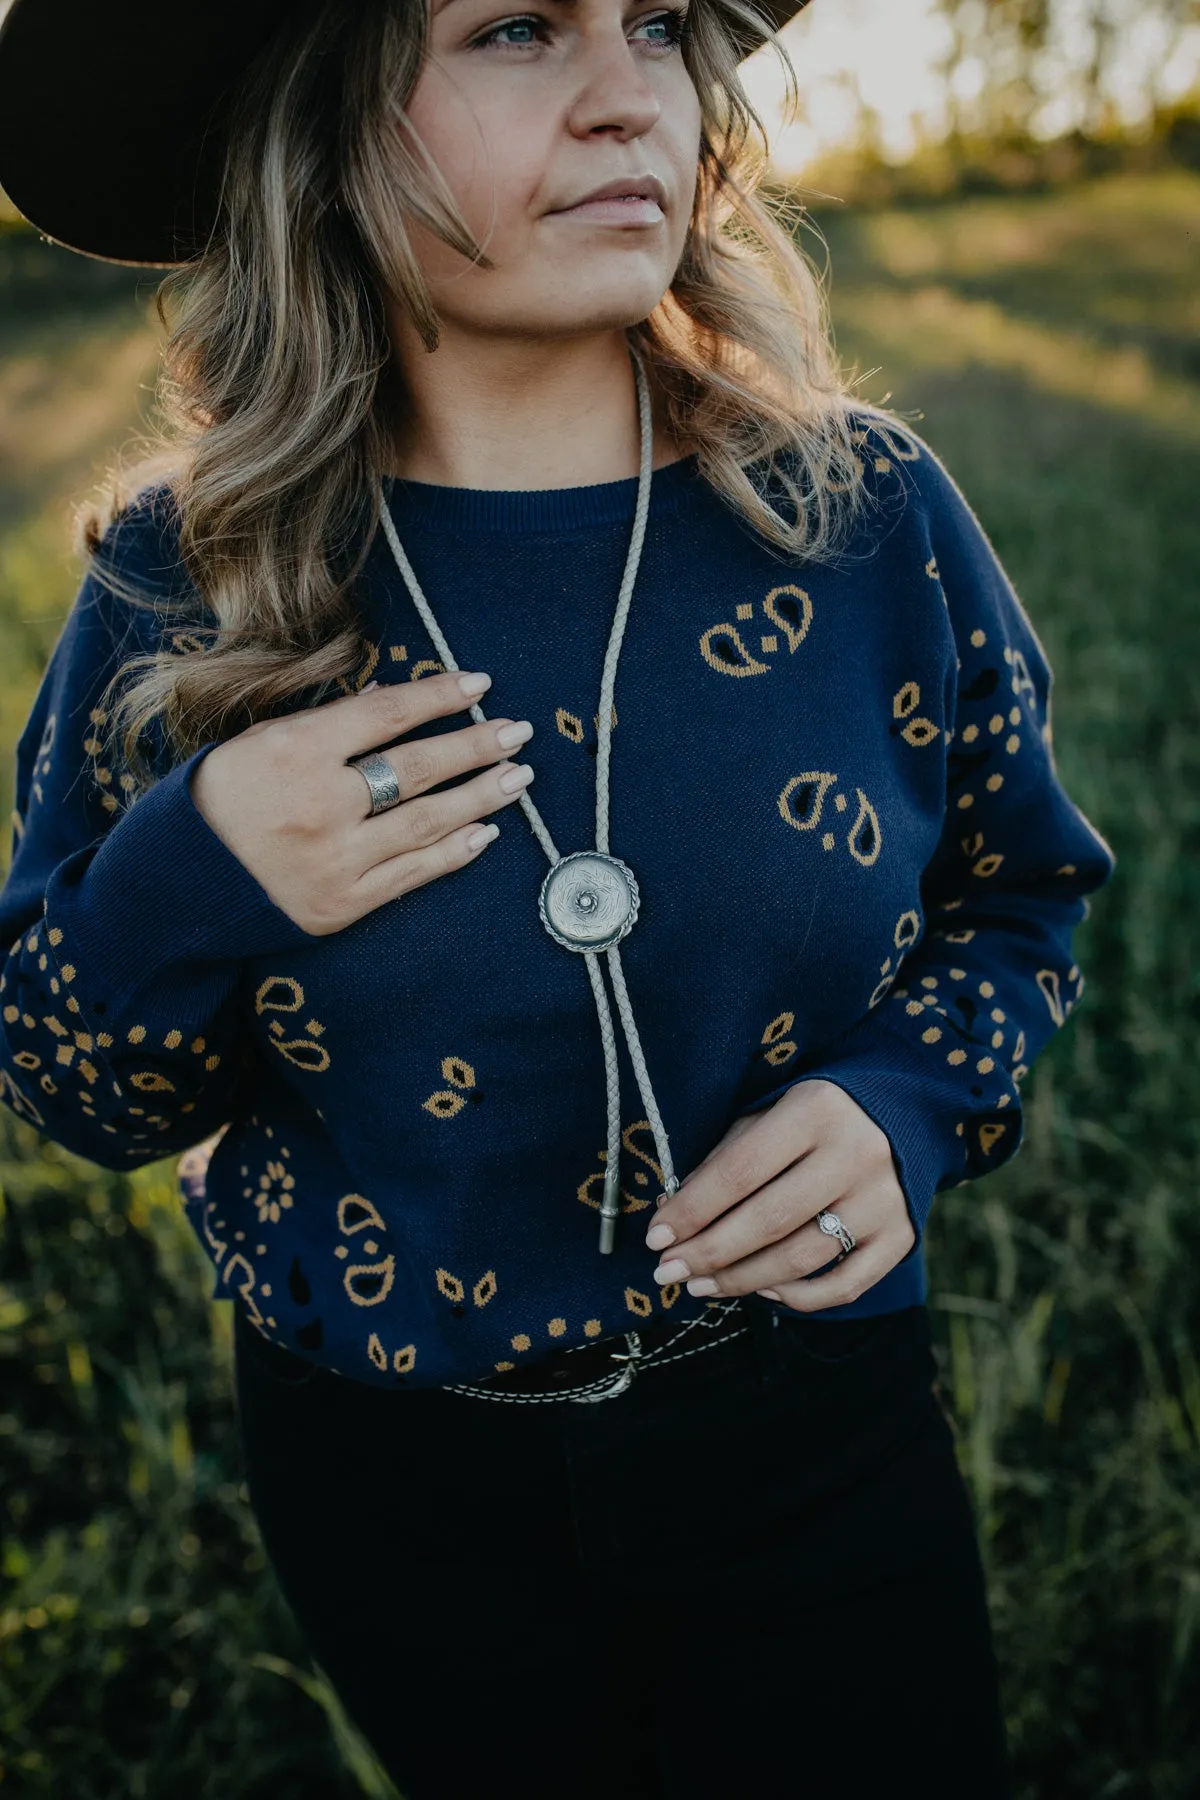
[564,20,663,142]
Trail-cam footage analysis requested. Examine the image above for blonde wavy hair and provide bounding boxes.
[79,0,872,802]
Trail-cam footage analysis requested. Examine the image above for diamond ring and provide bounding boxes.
[816,1209,856,1256]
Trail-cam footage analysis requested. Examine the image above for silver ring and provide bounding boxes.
[816,1209,856,1256]
[349,751,402,816]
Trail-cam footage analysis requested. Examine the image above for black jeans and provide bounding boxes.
[232,1300,1012,1800]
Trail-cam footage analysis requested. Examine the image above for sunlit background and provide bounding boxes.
[2,1,1199,1796]
[747,0,1200,170]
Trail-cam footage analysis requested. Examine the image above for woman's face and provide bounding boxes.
[396,0,702,341]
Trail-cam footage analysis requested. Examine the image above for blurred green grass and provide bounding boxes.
[2,169,1199,1796]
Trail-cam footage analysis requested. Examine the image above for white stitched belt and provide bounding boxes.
[441,1297,748,1405]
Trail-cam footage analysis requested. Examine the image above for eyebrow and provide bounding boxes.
[433,0,680,18]
[438,0,587,11]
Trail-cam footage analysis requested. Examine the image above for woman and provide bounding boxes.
[0,0,1114,1793]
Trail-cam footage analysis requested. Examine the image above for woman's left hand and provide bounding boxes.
[645,1079,917,1311]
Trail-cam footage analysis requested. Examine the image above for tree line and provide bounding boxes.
[932,0,1198,143]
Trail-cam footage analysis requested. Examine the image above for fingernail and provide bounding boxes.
[363,679,379,691]
[654,1259,690,1284]
[498,763,534,793]
[655,1192,668,1208]
[645,1223,675,1251]
[459,671,492,695]
[758,1289,783,1302]
[686,1277,719,1297]
[496,719,534,749]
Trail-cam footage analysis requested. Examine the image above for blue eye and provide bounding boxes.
[479,14,543,43]
[472,9,687,50]
[637,10,683,41]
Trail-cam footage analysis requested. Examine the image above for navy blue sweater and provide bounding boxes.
[0,421,1115,1388]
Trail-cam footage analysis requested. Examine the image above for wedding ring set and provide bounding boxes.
[816,1209,857,1257]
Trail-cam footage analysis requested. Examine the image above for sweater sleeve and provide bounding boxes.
[0,526,318,1171]
[734,435,1116,1248]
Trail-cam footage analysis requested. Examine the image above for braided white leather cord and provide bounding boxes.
[377,350,678,1254]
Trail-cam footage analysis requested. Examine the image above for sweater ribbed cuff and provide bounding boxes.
[735,1013,977,1247]
[43,742,316,1013]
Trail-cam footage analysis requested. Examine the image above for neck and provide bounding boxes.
[382,324,692,490]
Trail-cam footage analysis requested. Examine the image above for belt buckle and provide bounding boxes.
[570,1330,643,1404]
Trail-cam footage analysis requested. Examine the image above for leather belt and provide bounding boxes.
[440,1297,748,1404]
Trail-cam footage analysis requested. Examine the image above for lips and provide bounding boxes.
[553,174,668,211]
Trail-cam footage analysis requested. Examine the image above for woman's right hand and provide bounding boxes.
[187,670,534,936]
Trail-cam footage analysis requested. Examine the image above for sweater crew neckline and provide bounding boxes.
[380,450,702,534]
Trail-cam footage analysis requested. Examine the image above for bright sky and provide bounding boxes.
[741,0,1200,175]
[741,0,951,172]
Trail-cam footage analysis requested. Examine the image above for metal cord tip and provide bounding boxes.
[598,1162,621,1254]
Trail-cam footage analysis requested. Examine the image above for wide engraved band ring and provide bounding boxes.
[349,751,402,816]
[816,1208,856,1256]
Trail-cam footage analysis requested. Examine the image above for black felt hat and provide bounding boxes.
[0,0,812,268]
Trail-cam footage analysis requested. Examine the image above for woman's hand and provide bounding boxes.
[644,1079,917,1311]
[188,671,536,937]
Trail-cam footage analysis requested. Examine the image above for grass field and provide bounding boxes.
[2,168,1199,1797]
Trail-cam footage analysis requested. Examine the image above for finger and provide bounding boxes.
[653,1115,757,1209]
[759,1234,907,1313]
[342,706,533,825]
[650,1147,848,1289]
[664,1184,892,1298]
[322,668,496,759]
[693,1113,758,1170]
[678,1224,847,1299]
[390,712,534,800]
[654,1088,822,1245]
[348,815,505,918]
[353,756,535,862]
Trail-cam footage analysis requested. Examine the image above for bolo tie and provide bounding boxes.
[376,348,679,1252]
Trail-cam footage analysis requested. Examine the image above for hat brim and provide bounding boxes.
[0,0,811,268]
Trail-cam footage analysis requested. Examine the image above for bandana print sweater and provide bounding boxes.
[0,419,1116,1390]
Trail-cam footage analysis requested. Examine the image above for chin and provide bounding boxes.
[510,271,675,336]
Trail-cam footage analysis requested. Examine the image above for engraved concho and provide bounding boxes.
[538,851,640,953]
